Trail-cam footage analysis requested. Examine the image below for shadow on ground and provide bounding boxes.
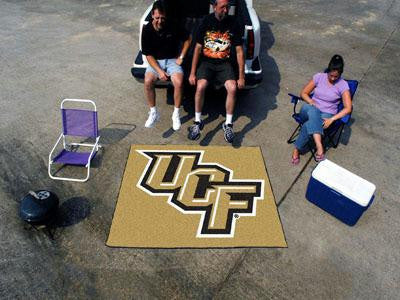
[20,196,91,240]
[98,123,137,145]
[56,197,91,227]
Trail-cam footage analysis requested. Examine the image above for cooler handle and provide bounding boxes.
[329,189,342,197]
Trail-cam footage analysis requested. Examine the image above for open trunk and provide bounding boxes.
[132,0,262,89]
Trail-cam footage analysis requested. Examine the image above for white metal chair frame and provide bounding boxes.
[48,99,101,182]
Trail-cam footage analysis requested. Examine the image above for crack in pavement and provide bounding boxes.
[211,248,251,298]
[210,154,313,298]
[209,16,400,296]
[360,16,399,83]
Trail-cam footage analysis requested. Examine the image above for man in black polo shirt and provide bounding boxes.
[141,1,191,130]
[188,0,245,143]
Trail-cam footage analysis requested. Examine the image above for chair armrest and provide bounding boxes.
[288,93,301,103]
[86,136,100,167]
[48,133,64,162]
[288,93,302,115]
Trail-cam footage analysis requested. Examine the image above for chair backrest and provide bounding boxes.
[62,109,98,138]
[338,79,358,124]
[60,99,98,138]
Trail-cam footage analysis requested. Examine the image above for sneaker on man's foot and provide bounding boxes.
[172,113,181,131]
[145,110,160,128]
[188,121,204,140]
[222,123,234,143]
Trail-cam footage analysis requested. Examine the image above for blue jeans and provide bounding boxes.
[145,59,183,77]
[294,104,333,150]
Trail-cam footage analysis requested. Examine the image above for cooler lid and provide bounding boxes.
[311,159,376,207]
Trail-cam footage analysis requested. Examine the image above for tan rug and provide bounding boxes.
[106,145,287,248]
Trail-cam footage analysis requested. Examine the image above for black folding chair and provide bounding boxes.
[287,80,359,159]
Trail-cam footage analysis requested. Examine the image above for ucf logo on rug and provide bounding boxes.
[107,145,287,248]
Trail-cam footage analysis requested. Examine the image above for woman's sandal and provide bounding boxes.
[291,156,300,165]
[315,153,325,162]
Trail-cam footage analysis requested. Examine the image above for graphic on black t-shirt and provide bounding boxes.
[203,30,232,59]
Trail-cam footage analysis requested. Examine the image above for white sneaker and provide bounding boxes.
[145,110,160,128]
[172,113,181,131]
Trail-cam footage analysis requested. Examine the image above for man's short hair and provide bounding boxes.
[152,0,166,15]
[213,0,231,6]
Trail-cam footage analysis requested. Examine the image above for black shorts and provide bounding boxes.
[197,60,236,86]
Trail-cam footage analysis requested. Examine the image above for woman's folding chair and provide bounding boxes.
[48,99,101,182]
[287,80,359,158]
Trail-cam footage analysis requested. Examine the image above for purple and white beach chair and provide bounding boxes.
[48,99,101,182]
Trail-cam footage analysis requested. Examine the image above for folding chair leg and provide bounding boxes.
[48,162,91,182]
[331,124,345,148]
[326,134,336,149]
[307,140,319,162]
[287,124,301,144]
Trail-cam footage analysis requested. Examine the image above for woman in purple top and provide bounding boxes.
[291,55,352,164]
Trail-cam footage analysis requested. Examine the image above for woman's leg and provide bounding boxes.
[293,104,326,157]
[292,105,311,161]
[293,104,317,150]
[313,133,323,155]
[313,112,334,155]
[293,124,310,153]
[303,105,324,155]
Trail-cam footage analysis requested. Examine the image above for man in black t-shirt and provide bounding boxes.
[188,0,245,143]
[141,1,191,130]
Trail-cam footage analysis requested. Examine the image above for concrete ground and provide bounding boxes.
[1,0,399,298]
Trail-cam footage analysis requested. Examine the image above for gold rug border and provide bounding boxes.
[105,145,288,249]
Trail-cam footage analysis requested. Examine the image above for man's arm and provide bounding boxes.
[146,55,169,81]
[142,25,169,81]
[176,35,192,66]
[236,45,245,89]
[189,43,202,85]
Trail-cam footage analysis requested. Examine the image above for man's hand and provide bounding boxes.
[189,73,197,86]
[176,57,183,66]
[158,70,169,81]
[323,117,334,129]
[237,78,245,89]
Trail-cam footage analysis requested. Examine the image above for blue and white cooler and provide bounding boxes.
[306,159,376,226]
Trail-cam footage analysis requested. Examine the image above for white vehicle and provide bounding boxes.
[131,0,262,89]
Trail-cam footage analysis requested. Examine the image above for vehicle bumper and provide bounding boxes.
[131,52,263,89]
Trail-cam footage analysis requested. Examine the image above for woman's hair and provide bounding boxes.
[327,54,344,74]
[152,0,166,15]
